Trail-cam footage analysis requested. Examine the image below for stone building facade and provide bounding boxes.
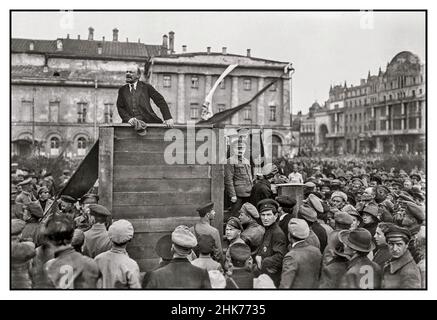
[314,51,425,155]
[11,29,292,160]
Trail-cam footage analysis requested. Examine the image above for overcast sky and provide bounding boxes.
[11,11,425,113]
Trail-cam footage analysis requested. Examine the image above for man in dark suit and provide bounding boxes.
[145,225,211,289]
[116,68,174,128]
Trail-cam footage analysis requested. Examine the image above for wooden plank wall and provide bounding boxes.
[100,125,223,272]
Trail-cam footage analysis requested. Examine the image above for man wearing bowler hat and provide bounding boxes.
[82,204,112,258]
[382,225,421,288]
[338,228,382,289]
[255,199,287,287]
[190,202,223,263]
[146,225,211,289]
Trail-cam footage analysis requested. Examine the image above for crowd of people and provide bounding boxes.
[10,138,426,289]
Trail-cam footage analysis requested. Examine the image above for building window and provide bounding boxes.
[104,103,113,123]
[77,137,87,156]
[21,100,32,122]
[50,137,60,157]
[380,120,386,131]
[269,106,276,121]
[77,102,87,123]
[191,76,199,89]
[49,101,59,123]
[335,104,339,109]
[163,75,171,88]
[393,119,402,130]
[244,79,252,91]
[219,80,226,89]
[190,104,199,120]
[243,106,252,121]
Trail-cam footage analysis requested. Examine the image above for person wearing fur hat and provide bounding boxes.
[11,219,36,289]
[330,191,348,210]
[95,219,141,289]
[279,218,322,288]
[382,225,421,288]
[146,225,211,288]
[238,203,265,256]
[338,228,382,289]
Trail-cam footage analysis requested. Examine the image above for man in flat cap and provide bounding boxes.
[95,219,141,289]
[225,139,253,216]
[322,212,354,267]
[226,243,254,289]
[238,202,265,256]
[44,216,100,289]
[146,225,211,288]
[297,204,321,250]
[279,218,322,289]
[190,202,223,263]
[338,228,382,289]
[382,225,421,288]
[11,219,36,289]
[83,204,112,258]
[254,199,287,287]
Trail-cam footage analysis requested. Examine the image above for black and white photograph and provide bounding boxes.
[8,8,428,295]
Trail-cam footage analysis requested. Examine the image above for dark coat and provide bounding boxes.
[257,222,287,286]
[145,258,211,289]
[319,255,349,289]
[311,221,328,253]
[339,255,382,289]
[279,241,322,289]
[373,244,392,268]
[116,81,172,123]
[226,268,254,289]
[30,244,55,289]
[21,221,41,246]
[250,178,273,207]
[382,250,422,289]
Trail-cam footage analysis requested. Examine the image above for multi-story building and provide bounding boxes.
[314,51,425,155]
[11,28,292,160]
[293,102,320,154]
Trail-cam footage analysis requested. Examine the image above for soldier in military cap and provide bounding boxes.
[254,199,287,286]
[226,243,254,289]
[44,216,100,288]
[249,163,278,208]
[58,195,80,221]
[82,204,112,258]
[74,193,99,231]
[382,225,421,288]
[190,202,223,263]
[15,178,37,218]
[146,225,211,288]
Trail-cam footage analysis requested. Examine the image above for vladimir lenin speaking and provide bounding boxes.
[116,68,174,128]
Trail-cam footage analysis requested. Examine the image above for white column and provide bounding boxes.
[231,76,239,125]
[257,77,265,125]
[177,73,185,124]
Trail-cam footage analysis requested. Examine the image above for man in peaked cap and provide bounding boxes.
[58,195,80,221]
[146,225,211,289]
[15,178,36,218]
[279,218,322,289]
[338,228,382,289]
[302,194,328,253]
[275,195,297,240]
[74,193,99,232]
[249,163,279,209]
[382,225,421,289]
[82,204,112,258]
[255,198,287,287]
[190,202,223,263]
[226,242,255,289]
[238,202,265,256]
[95,219,141,289]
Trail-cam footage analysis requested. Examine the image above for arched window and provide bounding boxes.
[50,137,60,156]
[77,137,87,156]
[271,135,283,160]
